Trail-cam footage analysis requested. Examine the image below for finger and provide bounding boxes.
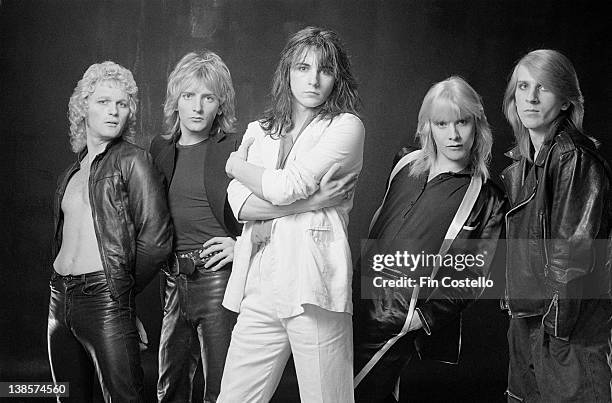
[208,255,232,271]
[200,246,221,258]
[321,163,342,184]
[201,240,233,256]
[343,176,359,191]
[203,237,222,248]
[204,251,227,268]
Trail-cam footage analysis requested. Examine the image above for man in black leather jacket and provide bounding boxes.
[48,61,172,402]
[150,51,241,403]
[353,77,505,402]
[501,49,612,402]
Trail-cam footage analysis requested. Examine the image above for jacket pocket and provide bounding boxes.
[308,225,334,245]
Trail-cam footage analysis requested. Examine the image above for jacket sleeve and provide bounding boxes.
[542,147,610,338]
[126,151,173,293]
[227,124,265,221]
[224,135,243,236]
[260,114,364,205]
[416,188,507,334]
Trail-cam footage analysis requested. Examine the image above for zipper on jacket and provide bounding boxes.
[88,154,115,297]
[540,211,551,276]
[504,190,537,315]
[541,291,559,337]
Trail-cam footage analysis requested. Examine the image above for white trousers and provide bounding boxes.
[218,245,354,403]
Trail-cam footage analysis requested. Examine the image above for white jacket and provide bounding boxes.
[223,113,365,317]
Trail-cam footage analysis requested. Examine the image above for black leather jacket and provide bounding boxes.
[52,138,173,297]
[355,147,506,363]
[501,124,612,338]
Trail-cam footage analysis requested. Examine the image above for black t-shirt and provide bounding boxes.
[168,139,227,252]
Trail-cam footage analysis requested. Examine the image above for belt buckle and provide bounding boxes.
[176,252,197,275]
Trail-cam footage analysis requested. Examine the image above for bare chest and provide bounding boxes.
[62,167,91,213]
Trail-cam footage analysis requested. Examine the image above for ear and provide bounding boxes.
[561,102,570,111]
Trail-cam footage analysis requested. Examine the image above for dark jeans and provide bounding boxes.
[47,270,144,403]
[353,314,416,403]
[507,300,612,402]
[157,268,236,403]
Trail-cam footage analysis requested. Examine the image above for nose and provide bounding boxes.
[107,102,118,116]
[527,86,539,104]
[307,70,320,88]
[448,123,460,140]
[192,96,203,112]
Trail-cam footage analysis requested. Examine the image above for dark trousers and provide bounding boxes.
[157,268,236,403]
[47,270,144,403]
[353,314,416,403]
[507,301,612,402]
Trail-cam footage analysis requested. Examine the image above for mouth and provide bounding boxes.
[524,109,539,113]
[190,117,204,122]
[304,91,320,96]
[104,121,119,126]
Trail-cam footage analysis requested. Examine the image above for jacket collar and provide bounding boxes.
[504,146,522,162]
[76,136,122,164]
[504,140,553,168]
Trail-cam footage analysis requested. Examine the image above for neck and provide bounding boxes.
[85,137,113,164]
[292,107,316,131]
[529,130,546,159]
[429,158,468,181]
[179,129,211,145]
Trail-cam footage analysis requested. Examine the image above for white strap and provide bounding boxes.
[354,166,482,388]
[368,150,423,233]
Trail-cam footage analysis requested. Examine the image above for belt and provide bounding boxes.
[166,248,220,276]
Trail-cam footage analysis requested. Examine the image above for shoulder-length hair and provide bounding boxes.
[260,26,360,137]
[68,61,138,153]
[163,51,237,138]
[410,76,493,180]
[503,49,584,160]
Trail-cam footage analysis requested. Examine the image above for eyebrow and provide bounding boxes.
[94,95,128,102]
[181,90,216,96]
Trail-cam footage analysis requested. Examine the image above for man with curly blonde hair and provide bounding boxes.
[48,61,172,402]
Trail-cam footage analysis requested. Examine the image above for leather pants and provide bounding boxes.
[47,270,144,403]
[157,267,236,403]
[353,304,417,403]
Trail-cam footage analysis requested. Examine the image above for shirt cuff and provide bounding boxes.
[227,180,253,223]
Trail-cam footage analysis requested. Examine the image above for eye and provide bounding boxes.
[204,95,216,103]
[118,101,128,108]
[320,66,334,76]
[538,84,548,92]
[517,82,528,90]
[97,99,109,104]
[433,121,448,128]
[181,93,194,99]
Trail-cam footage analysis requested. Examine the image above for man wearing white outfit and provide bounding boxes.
[217,27,364,403]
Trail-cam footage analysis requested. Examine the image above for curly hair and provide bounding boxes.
[260,26,360,138]
[163,51,237,138]
[67,61,138,153]
[410,76,493,180]
[503,49,584,161]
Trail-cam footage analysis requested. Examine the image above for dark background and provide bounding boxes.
[1,1,611,402]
